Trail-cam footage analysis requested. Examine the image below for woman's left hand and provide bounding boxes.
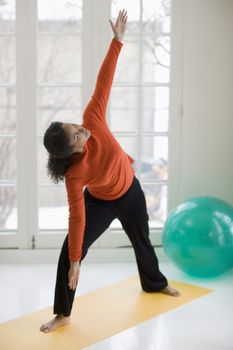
[109,9,128,42]
[68,261,80,291]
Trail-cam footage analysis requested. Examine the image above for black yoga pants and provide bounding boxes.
[53,176,168,316]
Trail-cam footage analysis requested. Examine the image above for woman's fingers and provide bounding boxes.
[123,14,128,24]
[68,268,79,290]
[109,19,114,31]
[71,278,75,290]
[120,9,127,21]
[116,13,121,26]
[69,275,77,290]
[119,9,123,20]
[117,9,127,24]
[120,9,125,18]
[120,10,127,25]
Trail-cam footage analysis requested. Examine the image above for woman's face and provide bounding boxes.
[62,123,91,153]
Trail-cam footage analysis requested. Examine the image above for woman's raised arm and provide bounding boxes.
[82,10,128,125]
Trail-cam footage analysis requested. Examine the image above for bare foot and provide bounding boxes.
[40,314,70,333]
[160,285,181,297]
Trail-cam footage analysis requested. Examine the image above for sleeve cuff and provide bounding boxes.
[112,37,124,46]
[69,249,82,262]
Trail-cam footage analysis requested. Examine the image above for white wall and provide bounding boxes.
[168,0,233,211]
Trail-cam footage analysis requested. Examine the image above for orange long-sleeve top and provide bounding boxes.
[65,38,135,261]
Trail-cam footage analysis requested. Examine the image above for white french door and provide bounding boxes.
[0,0,178,251]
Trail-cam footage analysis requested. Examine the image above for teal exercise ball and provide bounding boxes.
[162,197,233,277]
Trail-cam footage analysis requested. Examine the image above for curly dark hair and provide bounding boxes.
[43,121,74,183]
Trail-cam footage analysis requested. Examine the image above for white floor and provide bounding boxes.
[0,261,233,350]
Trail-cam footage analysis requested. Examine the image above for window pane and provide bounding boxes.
[143,109,169,133]
[0,0,15,33]
[114,36,139,83]
[142,0,171,34]
[115,135,138,173]
[112,0,140,34]
[37,35,81,83]
[142,36,170,83]
[0,185,17,230]
[38,87,81,135]
[0,36,16,83]
[142,87,169,132]
[0,87,16,132]
[142,184,167,226]
[141,137,168,181]
[38,0,82,33]
[38,185,68,230]
[143,86,170,109]
[110,87,138,132]
[0,137,16,181]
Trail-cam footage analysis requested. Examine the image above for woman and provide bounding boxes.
[40,9,180,333]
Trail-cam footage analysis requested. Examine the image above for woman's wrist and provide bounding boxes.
[70,260,79,266]
[114,35,124,43]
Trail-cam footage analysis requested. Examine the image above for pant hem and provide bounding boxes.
[53,310,71,317]
[142,284,168,293]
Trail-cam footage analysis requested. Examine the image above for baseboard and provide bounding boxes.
[0,247,167,263]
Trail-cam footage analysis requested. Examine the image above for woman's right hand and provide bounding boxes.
[109,9,128,42]
[68,261,80,291]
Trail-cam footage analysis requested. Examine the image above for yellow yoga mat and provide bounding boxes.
[0,276,211,350]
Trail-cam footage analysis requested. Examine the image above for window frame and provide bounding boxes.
[0,0,183,251]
